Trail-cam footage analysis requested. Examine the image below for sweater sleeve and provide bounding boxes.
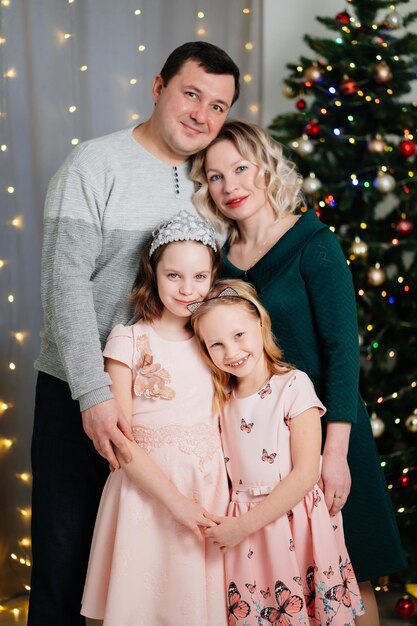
[300,228,360,423]
[40,152,113,411]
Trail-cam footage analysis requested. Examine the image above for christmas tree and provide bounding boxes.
[269,0,417,589]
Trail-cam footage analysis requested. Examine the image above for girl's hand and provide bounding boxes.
[204,514,248,551]
[167,495,216,541]
[319,450,351,516]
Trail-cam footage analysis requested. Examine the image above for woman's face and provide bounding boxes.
[204,139,270,223]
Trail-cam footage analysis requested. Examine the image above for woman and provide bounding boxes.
[191,120,405,625]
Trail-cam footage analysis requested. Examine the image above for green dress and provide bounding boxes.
[221,208,405,582]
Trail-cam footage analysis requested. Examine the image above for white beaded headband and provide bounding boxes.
[149,210,217,258]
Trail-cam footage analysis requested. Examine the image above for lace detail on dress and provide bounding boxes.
[133,333,175,400]
[132,422,221,474]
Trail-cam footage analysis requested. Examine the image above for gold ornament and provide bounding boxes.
[350,236,368,257]
[371,413,385,438]
[368,134,387,154]
[368,264,386,286]
[302,172,322,195]
[405,413,417,433]
[282,84,295,98]
[304,64,322,83]
[374,61,393,84]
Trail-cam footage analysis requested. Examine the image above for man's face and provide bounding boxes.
[151,60,235,160]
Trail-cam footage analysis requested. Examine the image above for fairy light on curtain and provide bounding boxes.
[0,0,32,616]
[129,5,145,124]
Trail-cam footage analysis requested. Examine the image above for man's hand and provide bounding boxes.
[82,398,134,469]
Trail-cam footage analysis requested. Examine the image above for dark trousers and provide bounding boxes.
[28,372,109,626]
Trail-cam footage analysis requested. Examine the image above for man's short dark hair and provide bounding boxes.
[160,41,240,105]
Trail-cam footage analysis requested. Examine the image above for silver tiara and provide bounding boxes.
[149,210,217,258]
[187,286,260,315]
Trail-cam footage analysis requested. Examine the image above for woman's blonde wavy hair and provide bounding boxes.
[190,120,305,244]
[190,279,294,410]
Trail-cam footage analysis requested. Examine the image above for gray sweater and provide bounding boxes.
[35,127,197,411]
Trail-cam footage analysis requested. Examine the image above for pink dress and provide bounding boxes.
[81,323,229,626]
[222,370,365,626]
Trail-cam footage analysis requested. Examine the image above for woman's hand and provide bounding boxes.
[167,495,216,541]
[204,514,248,551]
[319,450,351,516]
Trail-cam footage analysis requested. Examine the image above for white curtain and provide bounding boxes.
[0,0,262,600]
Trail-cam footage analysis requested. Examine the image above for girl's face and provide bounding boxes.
[198,303,267,384]
[204,139,270,223]
[156,241,213,320]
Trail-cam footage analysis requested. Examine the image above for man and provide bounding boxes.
[29,41,239,626]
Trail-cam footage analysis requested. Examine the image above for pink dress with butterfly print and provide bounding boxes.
[81,323,229,626]
[221,369,365,626]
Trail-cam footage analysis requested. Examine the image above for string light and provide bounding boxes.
[80,65,88,71]
[0,438,13,449]
[68,105,76,113]
[4,68,16,78]
[134,9,141,15]
[7,294,14,302]
[16,472,31,483]
[129,78,137,85]
[1,144,7,151]
[196,28,206,36]
[245,42,254,50]
[9,363,16,370]
[7,185,14,193]
[243,74,253,83]
[197,11,205,18]
[137,45,146,52]
[71,138,79,145]
[13,331,27,343]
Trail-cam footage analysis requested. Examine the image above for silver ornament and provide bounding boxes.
[384,9,403,30]
[350,236,368,257]
[371,413,385,438]
[302,172,322,195]
[368,264,386,286]
[292,134,314,157]
[405,413,417,433]
[374,172,396,193]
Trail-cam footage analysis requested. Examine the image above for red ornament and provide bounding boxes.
[399,139,416,158]
[296,99,307,111]
[398,475,410,488]
[305,119,320,139]
[395,596,416,619]
[395,218,413,236]
[336,10,350,23]
[340,77,358,96]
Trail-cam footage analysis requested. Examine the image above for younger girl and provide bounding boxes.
[190,279,365,625]
[81,210,229,626]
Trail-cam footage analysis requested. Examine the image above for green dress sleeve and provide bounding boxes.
[300,227,360,423]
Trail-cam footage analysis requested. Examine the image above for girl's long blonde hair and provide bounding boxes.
[191,279,294,410]
[190,120,305,244]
